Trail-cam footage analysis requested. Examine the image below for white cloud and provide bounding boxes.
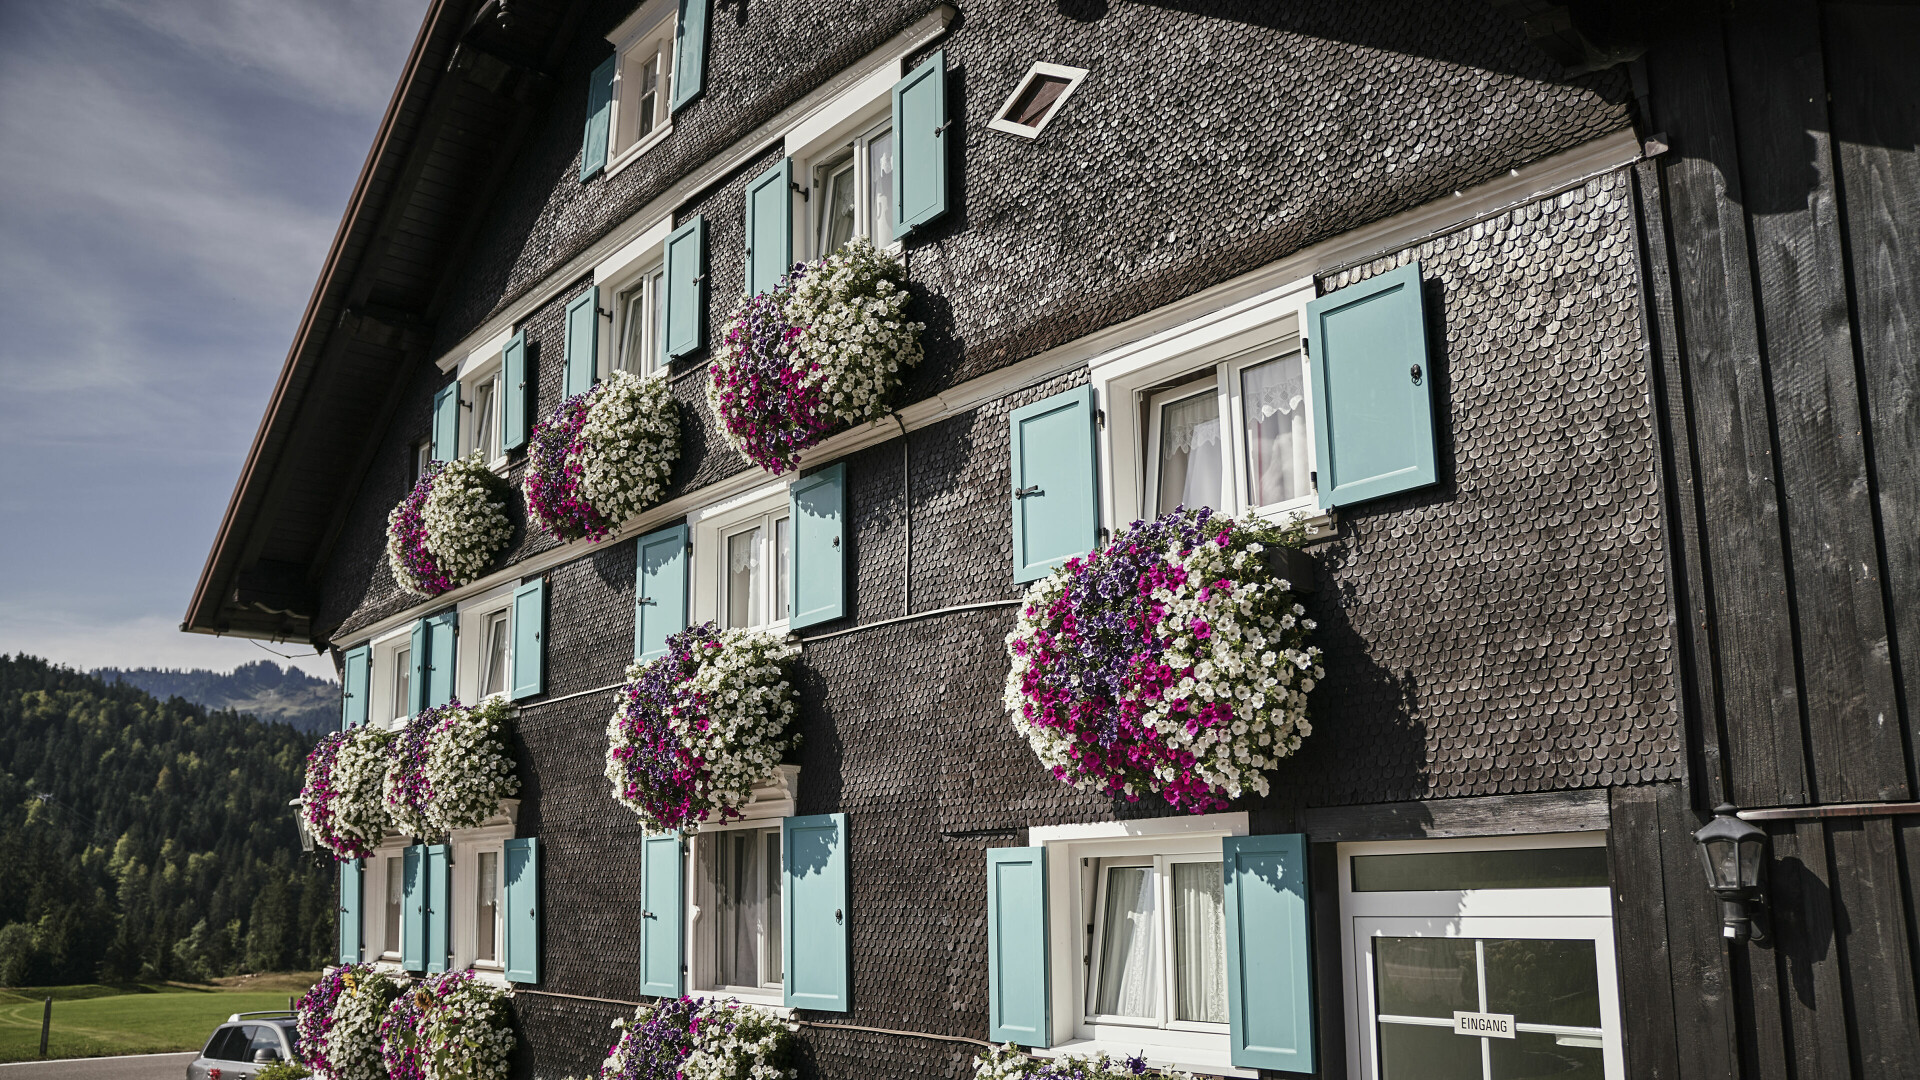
[0,610,335,679]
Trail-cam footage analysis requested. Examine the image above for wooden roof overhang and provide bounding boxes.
[183,0,582,644]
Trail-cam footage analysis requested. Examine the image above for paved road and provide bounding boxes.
[0,1051,194,1080]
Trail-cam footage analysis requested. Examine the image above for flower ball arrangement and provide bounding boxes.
[605,623,799,833]
[388,453,515,597]
[973,1044,1195,1080]
[708,237,923,474]
[301,724,395,860]
[1003,508,1324,814]
[384,698,521,840]
[525,370,681,542]
[294,964,403,1080]
[381,971,515,1080]
[596,997,796,1080]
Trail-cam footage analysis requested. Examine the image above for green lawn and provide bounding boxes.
[0,984,304,1063]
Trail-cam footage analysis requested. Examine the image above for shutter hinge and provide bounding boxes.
[1310,470,1318,491]
[598,307,614,320]
[1303,337,1310,357]
[1095,409,1105,429]
[790,181,809,201]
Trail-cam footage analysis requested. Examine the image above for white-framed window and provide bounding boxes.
[607,0,677,168]
[364,625,415,727]
[452,822,515,976]
[807,115,895,257]
[987,62,1089,139]
[1091,278,1322,532]
[413,440,431,485]
[683,766,798,1008]
[691,479,792,634]
[1338,834,1624,1080]
[466,364,504,465]
[609,259,667,378]
[361,841,410,966]
[1032,814,1252,1076]
[457,581,516,706]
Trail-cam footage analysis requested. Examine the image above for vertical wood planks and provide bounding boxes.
[1608,786,1683,1080]
[1651,783,1739,1080]
[1826,818,1920,1078]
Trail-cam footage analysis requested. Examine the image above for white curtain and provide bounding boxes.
[1157,392,1225,516]
[1095,866,1160,1017]
[1240,356,1309,507]
[1172,862,1228,1023]
[867,130,895,248]
[727,528,762,628]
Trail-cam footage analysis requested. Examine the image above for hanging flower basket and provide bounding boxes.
[294,964,403,1080]
[973,1043,1195,1080]
[604,623,798,833]
[525,370,681,542]
[384,698,521,839]
[380,971,514,1080]
[1002,508,1323,814]
[595,997,796,1080]
[301,725,395,861]
[387,453,515,597]
[707,237,923,473]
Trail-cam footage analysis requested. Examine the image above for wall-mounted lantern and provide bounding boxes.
[1693,803,1768,943]
[289,797,315,854]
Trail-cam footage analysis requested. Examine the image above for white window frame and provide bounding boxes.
[1337,833,1624,1080]
[1029,813,1254,1078]
[456,581,517,706]
[690,479,793,634]
[781,60,906,262]
[802,114,898,259]
[683,766,798,1010]
[605,0,677,175]
[456,331,514,472]
[987,62,1089,139]
[367,840,411,969]
[1090,277,1322,535]
[413,439,431,486]
[450,820,517,982]
[364,623,416,729]
[595,215,676,380]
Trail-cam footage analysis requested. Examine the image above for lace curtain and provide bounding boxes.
[1156,392,1225,516]
[1241,356,1310,506]
[1172,862,1228,1023]
[1094,866,1160,1017]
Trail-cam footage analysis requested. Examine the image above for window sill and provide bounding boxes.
[1037,1037,1254,1079]
[606,123,673,181]
[695,987,790,1014]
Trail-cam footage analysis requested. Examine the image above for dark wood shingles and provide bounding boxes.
[1828,818,1920,1078]
[1647,21,1809,807]
[1824,1,1920,796]
[1724,0,1905,804]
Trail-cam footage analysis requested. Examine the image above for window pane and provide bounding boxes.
[481,614,509,698]
[818,160,855,256]
[649,268,665,363]
[1489,1030,1605,1080]
[773,516,790,623]
[619,283,649,373]
[474,382,496,459]
[1351,848,1611,893]
[726,527,764,628]
[1007,73,1073,128]
[1373,937,1477,1019]
[764,830,782,983]
[247,1025,283,1060]
[1155,388,1225,516]
[1171,862,1227,1023]
[717,832,761,986]
[637,51,660,139]
[1093,865,1159,1018]
[1240,354,1310,507]
[476,851,499,962]
[385,857,402,954]
[393,649,411,721]
[1483,939,1601,1028]
[1378,1020,1483,1080]
[867,128,894,247]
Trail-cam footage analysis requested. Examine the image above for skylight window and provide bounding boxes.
[988,62,1089,138]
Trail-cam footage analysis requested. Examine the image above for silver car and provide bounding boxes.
[185,1012,298,1080]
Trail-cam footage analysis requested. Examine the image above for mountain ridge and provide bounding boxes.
[94,659,339,734]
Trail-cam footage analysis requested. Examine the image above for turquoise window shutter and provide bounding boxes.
[337,859,362,964]
[341,645,370,730]
[1223,833,1316,1072]
[511,579,546,701]
[1305,261,1438,509]
[783,813,851,1012]
[425,610,457,709]
[1009,386,1100,582]
[639,832,684,997]
[565,287,600,399]
[634,523,689,661]
[431,383,460,462]
[745,158,794,296]
[789,463,846,630]
[408,619,429,717]
[986,847,1051,1047]
[669,0,708,113]
[663,217,706,360]
[402,845,426,970]
[891,50,950,235]
[425,844,451,974]
[581,54,615,181]
[502,331,530,451]
[504,837,541,983]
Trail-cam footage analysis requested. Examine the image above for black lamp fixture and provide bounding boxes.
[1692,803,1768,943]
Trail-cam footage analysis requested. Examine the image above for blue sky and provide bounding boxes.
[0,0,429,678]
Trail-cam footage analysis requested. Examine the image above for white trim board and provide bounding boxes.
[436,4,959,374]
[346,127,1641,648]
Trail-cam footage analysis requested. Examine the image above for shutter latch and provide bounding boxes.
[834,908,843,923]
[1410,364,1423,384]
[641,909,654,919]
[832,535,840,548]
[1014,485,1043,499]
[934,121,953,135]
[790,181,809,201]
[638,597,657,606]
